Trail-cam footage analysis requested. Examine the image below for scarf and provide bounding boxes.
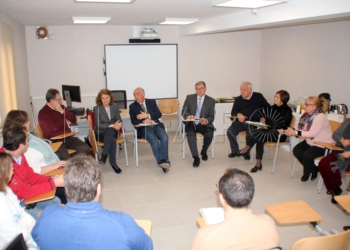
[297,110,321,131]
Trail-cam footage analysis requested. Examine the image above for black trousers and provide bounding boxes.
[55,136,91,160]
[97,127,119,166]
[185,123,214,158]
[293,140,325,175]
[227,119,256,154]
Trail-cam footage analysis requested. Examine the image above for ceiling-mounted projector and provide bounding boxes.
[140,27,158,40]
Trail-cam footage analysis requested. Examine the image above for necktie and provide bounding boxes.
[195,98,202,125]
[141,103,154,132]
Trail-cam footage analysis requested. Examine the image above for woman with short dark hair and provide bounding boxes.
[93,89,123,174]
[248,90,293,173]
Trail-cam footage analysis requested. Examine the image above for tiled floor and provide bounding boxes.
[99,132,350,250]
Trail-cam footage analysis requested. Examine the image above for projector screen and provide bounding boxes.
[105,44,178,101]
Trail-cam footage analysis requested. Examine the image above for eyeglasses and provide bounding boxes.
[304,103,314,107]
[53,98,62,101]
[215,182,219,189]
[274,95,280,99]
[196,87,205,91]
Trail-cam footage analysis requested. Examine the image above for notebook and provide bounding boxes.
[200,207,225,225]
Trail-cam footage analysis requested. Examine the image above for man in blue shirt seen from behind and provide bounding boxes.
[32,155,153,250]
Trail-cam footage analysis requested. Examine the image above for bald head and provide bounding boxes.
[133,87,145,103]
[240,81,253,99]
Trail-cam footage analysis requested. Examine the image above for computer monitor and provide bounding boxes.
[62,85,82,104]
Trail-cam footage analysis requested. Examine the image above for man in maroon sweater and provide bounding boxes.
[1,125,64,219]
[38,88,90,160]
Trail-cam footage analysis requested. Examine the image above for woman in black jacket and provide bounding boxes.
[249,90,293,173]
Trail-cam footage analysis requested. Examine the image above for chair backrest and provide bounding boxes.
[158,99,179,116]
[88,129,99,155]
[87,111,95,130]
[289,115,296,128]
[36,123,44,139]
[291,229,350,250]
[329,120,341,133]
[111,90,127,109]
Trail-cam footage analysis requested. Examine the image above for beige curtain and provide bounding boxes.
[0,21,18,128]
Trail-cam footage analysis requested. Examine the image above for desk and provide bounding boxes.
[335,196,350,213]
[135,220,152,236]
[50,141,63,152]
[196,217,206,228]
[266,200,322,225]
[24,189,56,205]
[44,168,65,177]
[50,132,78,140]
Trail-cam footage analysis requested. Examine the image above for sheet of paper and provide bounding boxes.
[137,122,158,126]
[200,207,225,225]
[245,121,270,127]
[182,118,200,122]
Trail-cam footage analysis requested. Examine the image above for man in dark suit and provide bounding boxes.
[227,81,270,159]
[129,87,170,173]
[182,81,215,167]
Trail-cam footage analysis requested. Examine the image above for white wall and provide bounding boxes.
[25,25,262,115]
[260,20,350,107]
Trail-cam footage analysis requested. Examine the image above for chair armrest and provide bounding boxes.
[314,141,343,151]
[50,132,78,140]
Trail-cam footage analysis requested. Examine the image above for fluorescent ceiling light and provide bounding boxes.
[159,18,199,25]
[74,0,135,3]
[73,17,111,24]
[212,0,287,9]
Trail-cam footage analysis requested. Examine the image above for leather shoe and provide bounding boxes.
[236,150,250,160]
[344,226,350,231]
[228,153,236,158]
[331,196,338,204]
[250,165,262,173]
[193,156,200,168]
[334,187,343,196]
[311,169,318,181]
[99,154,108,165]
[201,151,208,161]
[111,164,122,174]
[228,151,241,158]
[301,174,310,182]
[158,159,170,173]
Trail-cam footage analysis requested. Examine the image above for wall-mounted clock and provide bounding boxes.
[36,26,48,39]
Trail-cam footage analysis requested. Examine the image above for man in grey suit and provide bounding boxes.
[182,81,215,167]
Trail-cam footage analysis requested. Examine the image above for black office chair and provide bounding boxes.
[111,90,127,109]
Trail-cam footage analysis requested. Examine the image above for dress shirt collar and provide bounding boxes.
[197,95,205,103]
[4,148,22,165]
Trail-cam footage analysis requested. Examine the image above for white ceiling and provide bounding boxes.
[0,0,244,26]
[1,0,349,35]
